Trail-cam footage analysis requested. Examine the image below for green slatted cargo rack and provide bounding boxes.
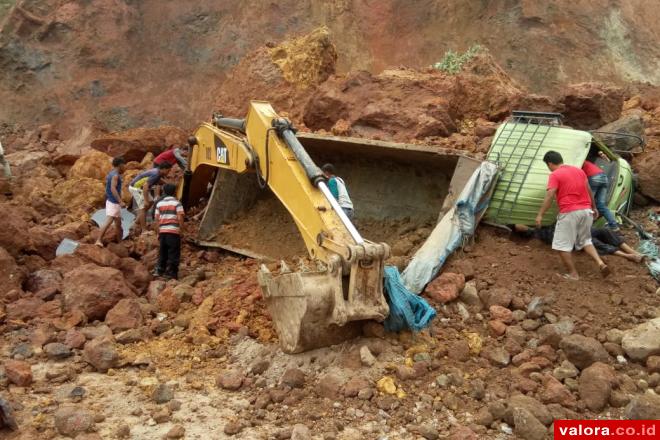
[484,111,635,227]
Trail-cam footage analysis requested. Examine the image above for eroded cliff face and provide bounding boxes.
[1,0,659,140]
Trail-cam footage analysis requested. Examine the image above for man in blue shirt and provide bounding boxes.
[95,157,126,246]
[322,163,354,220]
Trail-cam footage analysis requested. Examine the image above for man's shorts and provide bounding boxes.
[552,209,594,252]
[128,186,145,210]
[105,200,121,218]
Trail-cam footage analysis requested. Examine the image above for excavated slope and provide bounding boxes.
[1,0,660,141]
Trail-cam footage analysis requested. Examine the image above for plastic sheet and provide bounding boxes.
[402,161,499,294]
[90,208,136,240]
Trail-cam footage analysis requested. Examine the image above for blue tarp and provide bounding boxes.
[383,266,436,332]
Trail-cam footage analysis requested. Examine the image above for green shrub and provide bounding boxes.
[433,44,483,74]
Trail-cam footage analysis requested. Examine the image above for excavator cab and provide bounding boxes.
[183,101,481,352]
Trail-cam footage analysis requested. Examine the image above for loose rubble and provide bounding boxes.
[0,19,659,440]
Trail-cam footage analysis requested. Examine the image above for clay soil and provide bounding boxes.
[213,194,433,262]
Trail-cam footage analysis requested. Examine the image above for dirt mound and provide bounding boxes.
[212,26,337,122]
[269,27,337,90]
[212,194,431,264]
[559,83,624,130]
[51,177,105,215]
[303,51,530,143]
[90,126,188,162]
[2,1,660,143]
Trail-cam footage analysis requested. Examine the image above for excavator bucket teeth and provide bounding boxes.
[258,268,364,353]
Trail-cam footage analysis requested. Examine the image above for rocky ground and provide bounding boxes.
[1,20,660,440]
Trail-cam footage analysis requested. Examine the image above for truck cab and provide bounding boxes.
[484,111,635,227]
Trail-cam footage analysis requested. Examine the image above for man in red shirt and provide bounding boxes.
[535,151,610,280]
[153,145,188,170]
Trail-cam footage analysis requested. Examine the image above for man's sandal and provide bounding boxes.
[556,273,579,281]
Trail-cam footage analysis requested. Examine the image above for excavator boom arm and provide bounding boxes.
[184,101,390,353]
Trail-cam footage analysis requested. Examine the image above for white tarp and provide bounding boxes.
[401,161,499,294]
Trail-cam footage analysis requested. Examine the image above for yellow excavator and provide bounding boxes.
[182,101,390,353]
[181,101,482,353]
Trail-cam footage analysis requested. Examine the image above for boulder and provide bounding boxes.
[4,360,32,386]
[75,244,121,268]
[0,396,18,430]
[25,269,62,294]
[27,226,60,260]
[424,272,465,303]
[538,320,574,348]
[51,178,105,213]
[67,151,113,180]
[115,327,153,344]
[83,337,119,372]
[635,152,660,202]
[0,212,33,257]
[505,395,553,426]
[553,360,579,381]
[51,254,88,275]
[119,257,151,292]
[625,393,660,420]
[105,298,143,332]
[281,368,306,388]
[0,247,25,293]
[54,406,95,437]
[595,113,645,152]
[647,356,660,373]
[578,362,616,411]
[478,287,512,308]
[90,126,188,162]
[6,297,44,321]
[489,305,513,323]
[62,264,135,321]
[44,342,73,360]
[343,377,370,398]
[156,288,180,313]
[316,374,344,399]
[459,281,482,309]
[304,51,524,142]
[146,280,168,305]
[5,150,48,173]
[539,376,576,408]
[485,347,511,367]
[64,329,87,349]
[559,82,624,130]
[512,407,547,440]
[559,334,610,369]
[621,318,660,361]
[216,370,245,391]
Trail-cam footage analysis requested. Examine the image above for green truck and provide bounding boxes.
[484,111,636,227]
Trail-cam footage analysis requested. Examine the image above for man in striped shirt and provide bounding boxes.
[153,183,185,279]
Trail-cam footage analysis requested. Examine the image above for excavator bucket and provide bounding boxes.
[193,133,482,260]
[257,267,364,353]
[188,132,481,352]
